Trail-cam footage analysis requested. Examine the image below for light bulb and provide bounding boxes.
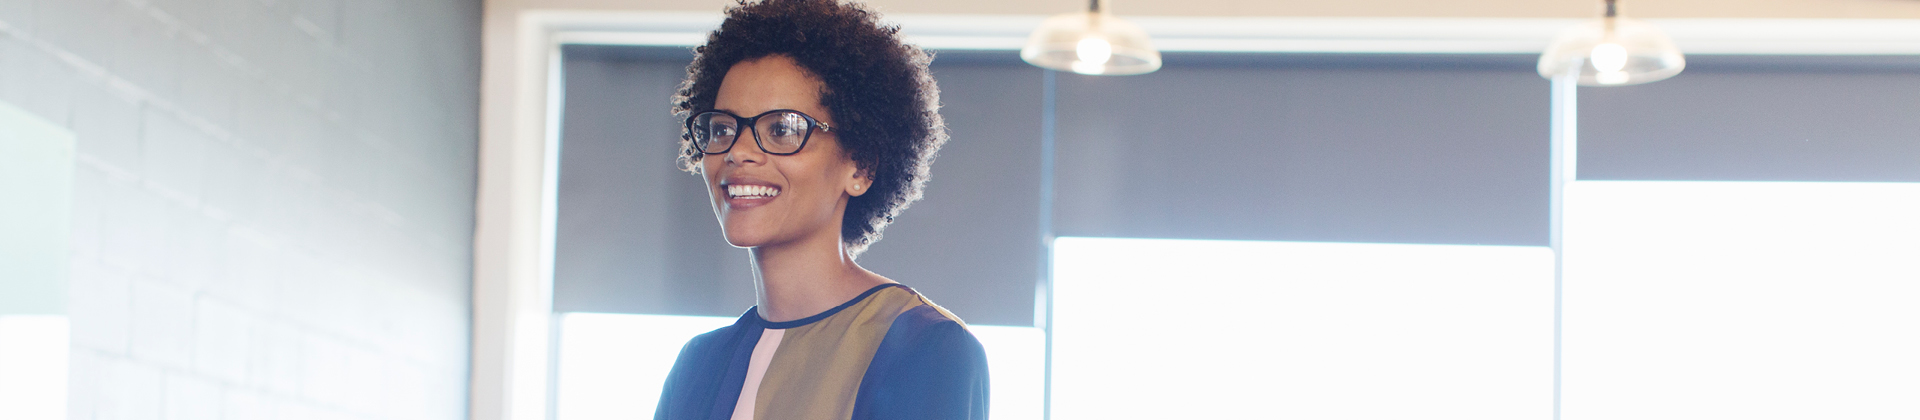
[1021,7,1162,76]
[1536,4,1685,86]
[1590,43,1627,73]
[1596,71,1629,85]
[1070,61,1103,75]
[1076,37,1112,66]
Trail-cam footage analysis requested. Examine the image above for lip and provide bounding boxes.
[718,176,783,210]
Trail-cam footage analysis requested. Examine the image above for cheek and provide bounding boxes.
[778,163,841,204]
[699,158,721,185]
[700,163,725,204]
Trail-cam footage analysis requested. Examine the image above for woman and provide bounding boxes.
[653,1,988,419]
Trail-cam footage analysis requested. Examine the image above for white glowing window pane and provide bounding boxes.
[1562,181,1920,420]
[556,313,736,420]
[556,313,1046,420]
[969,325,1045,420]
[0,315,69,420]
[1051,237,1554,420]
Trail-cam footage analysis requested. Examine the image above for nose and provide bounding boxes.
[723,131,767,165]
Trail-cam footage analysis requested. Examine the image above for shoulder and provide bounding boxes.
[850,295,990,420]
[668,313,759,369]
[872,288,989,366]
[659,320,753,388]
[655,312,762,420]
[679,320,750,356]
[886,305,984,354]
[658,321,743,398]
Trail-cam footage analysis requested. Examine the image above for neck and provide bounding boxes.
[748,229,891,322]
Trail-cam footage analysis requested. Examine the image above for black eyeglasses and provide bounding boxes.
[685,109,834,155]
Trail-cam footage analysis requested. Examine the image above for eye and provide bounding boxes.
[768,114,808,137]
[770,122,799,137]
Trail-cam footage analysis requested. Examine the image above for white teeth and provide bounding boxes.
[726,185,779,198]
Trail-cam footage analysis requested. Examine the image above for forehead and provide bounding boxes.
[714,55,829,121]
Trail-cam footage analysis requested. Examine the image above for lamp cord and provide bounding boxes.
[1604,0,1617,18]
[1089,0,1102,13]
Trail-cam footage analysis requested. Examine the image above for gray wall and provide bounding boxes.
[0,0,478,418]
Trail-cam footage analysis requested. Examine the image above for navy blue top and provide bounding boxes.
[652,284,990,420]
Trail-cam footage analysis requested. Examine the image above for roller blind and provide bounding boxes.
[1052,54,1551,246]
[1579,55,1920,182]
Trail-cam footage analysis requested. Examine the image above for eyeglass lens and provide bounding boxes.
[691,111,815,154]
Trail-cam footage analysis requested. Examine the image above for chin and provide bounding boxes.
[722,233,766,249]
[719,222,781,249]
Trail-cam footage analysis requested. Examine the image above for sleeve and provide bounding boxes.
[853,310,991,420]
[654,339,702,420]
[653,321,759,420]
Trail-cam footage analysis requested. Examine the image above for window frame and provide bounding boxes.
[474,9,1920,420]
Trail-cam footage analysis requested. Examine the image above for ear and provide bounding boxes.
[847,167,871,197]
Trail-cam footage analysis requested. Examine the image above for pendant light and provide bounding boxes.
[1537,0,1684,86]
[1021,0,1162,76]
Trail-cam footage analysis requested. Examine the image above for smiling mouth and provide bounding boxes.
[725,184,781,199]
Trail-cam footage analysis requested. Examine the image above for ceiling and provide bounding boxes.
[491,0,1920,19]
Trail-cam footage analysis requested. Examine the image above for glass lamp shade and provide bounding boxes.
[1537,17,1685,86]
[1021,11,1161,76]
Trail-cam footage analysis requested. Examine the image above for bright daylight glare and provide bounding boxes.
[0,315,68,420]
[554,313,1044,420]
[1050,237,1554,420]
[1561,181,1920,420]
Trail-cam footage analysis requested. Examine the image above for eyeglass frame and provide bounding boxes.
[684,109,835,156]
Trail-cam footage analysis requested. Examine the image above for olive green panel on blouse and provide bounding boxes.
[754,286,948,420]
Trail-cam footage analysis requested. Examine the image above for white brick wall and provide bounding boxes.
[0,0,477,418]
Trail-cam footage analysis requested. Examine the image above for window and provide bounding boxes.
[1562,181,1920,419]
[1050,237,1553,419]
[0,316,68,420]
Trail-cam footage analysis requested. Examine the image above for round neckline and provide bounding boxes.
[754,283,908,329]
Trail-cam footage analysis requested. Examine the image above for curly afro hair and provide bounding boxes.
[671,0,947,257]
